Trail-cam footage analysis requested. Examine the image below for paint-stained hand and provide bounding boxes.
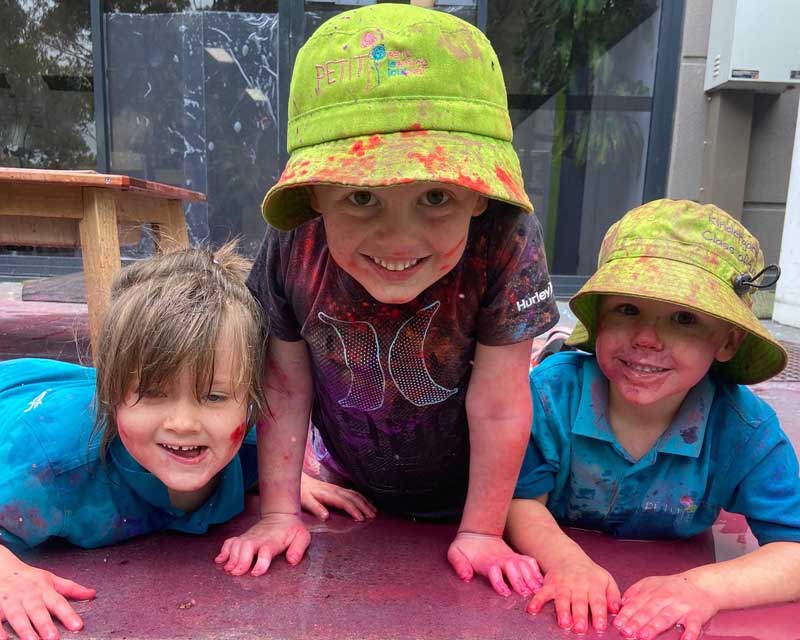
[613,573,718,640]
[526,557,620,633]
[300,473,377,522]
[447,531,543,597]
[214,513,310,577]
[0,552,95,640]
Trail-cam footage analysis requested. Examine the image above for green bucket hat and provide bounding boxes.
[262,3,531,231]
[566,199,787,385]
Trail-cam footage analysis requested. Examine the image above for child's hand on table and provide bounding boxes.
[447,531,543,597]
[0,549,95,640]
[613,573,717,640]
[215,513,310,576]
[300,473,377,522]
[527,556,620,633]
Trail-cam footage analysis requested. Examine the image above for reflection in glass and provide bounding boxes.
[488,0,661,276]
[105,9,279,256]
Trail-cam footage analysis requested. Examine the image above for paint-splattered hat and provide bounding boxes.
[566,199,787,385]
[261,3,530,231]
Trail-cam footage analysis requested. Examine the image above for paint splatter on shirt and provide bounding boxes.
[248,204,558,514]
[0,359,258,551]
[515,352,800,544]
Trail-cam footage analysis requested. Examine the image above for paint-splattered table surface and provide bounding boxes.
[15,383,800,640]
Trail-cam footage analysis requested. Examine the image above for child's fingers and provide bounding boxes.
[302,494,330,521]
[570,591,590,635]
[226,539,254,575]
[446,546,473,582]
[526,584,553,614]
[501,562,529,597]
[606,579,622,614]
[554,588,574,629]
[518,559,542,593]
[214,538,234,563]
[249,548,273,577]
[525,556,543,583]
[3,599,38,640]
[487,564,512,597]
[24,597,59,640]
[344,490,377,518]
[679,614,704,640]
[51,576,95,602]
[284,528,311,566]
[629,604,679,640]
[325,492,365,522]
[43,590,84,632]
[589,589,609,631]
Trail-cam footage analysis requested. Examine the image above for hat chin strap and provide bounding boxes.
[733,264,781,297]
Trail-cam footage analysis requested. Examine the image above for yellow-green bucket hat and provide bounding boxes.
[262,3,531,231]
[566,199,786,385]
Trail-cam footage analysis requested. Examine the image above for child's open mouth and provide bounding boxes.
[159,443,207,459]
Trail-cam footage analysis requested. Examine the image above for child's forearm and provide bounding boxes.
[460,412,529,535]
[506,498,593,573]
[682,541,800,611]
[257,339,314,516]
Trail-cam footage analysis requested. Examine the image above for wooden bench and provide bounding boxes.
[0,168,206,358]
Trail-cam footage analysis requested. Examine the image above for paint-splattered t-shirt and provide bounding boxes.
[515,351,800,544]
[248,204,558,514]
[0,358,259,552]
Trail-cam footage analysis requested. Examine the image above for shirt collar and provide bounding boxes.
[108,439,245,526]
[573,358,715,459]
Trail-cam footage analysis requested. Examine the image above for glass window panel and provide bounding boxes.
[487,0,661,276]
[105,9,279,256]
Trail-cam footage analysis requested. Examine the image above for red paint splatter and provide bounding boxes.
[349,135,382,157]
[229,422,246,445]
[280,168,297,181]
[442,236,466,261]
[495,165,526,201]
[407,146,447,171]
[300,160,310,167]
[455,173,490,193]
[401,123,428,137]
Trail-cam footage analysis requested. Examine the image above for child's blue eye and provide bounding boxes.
[348,191,376,206]
[421,190,450,206]
[205,393,228,403]
[617,304,639,316]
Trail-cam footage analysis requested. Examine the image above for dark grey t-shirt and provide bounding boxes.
[247,203,558,513]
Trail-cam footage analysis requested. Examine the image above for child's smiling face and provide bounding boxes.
[115,321,250,511]
[595,295,744,411]
[309,182,488,304]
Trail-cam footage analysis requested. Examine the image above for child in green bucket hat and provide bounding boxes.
[507,199,800,638]
[215,3,559,595]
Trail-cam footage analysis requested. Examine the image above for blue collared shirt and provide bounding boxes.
[0,359,258,552]
[515,352,800,544]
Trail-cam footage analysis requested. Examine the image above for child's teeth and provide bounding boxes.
[371,257,419,271]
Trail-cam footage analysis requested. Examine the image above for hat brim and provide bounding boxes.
[262,129,532,230]
[566,257,787,385]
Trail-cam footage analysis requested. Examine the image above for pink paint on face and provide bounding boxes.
[115,321,250,511]
[595,295,742,412]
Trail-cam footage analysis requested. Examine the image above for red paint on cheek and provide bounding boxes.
[229,422,246,445]
[442,236,466,261]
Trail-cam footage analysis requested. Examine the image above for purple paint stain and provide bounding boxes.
[680,426,698,444]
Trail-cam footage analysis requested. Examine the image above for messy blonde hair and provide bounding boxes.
[92,241,267,458]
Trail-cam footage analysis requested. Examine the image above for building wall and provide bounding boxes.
[666,0,799,265]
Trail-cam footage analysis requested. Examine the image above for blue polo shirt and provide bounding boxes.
[0,358,258,552]
[515,351,800,544]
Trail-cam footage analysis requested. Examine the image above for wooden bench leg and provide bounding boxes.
[153,199,190,253]
[80,188,121,361]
